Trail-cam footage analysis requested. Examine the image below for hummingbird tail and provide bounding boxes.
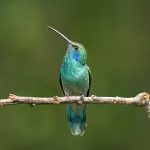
[67,104,86,136]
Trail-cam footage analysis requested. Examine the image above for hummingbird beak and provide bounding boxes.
[48,26,72,44]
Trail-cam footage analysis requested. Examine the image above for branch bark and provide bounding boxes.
[0,92,150,118]
[0,92,149,118]
[0,92,149,105]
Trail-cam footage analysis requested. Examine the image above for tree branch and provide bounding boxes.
[0,92,149,105]
[0,92,150,117]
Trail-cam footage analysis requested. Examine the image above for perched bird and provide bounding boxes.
[48,26,91,136]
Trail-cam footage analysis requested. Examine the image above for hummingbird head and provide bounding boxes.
[68,42,87,65]
[48,26,87,65]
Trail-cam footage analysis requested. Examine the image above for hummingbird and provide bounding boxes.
[48,26,91,136]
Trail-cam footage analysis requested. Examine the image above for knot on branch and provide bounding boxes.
[53,96,61,104]
[143,93,150,118]
[9,94,18,102]
[146,104,150,119]
[91,95,99,103]
[136,92,150,119]
[136,92,150,106]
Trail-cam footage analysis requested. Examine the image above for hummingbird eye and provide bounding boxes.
[72,44,79,50]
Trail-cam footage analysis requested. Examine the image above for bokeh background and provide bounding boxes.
[0,0,150,150]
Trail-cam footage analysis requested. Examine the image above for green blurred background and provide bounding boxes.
[0,0,150,150]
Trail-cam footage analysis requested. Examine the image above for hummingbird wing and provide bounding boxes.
[86,66,91,96]
[59,74,65,95]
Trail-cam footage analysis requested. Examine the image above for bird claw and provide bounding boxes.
[78,95,84,104]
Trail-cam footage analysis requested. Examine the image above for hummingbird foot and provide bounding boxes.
[78,94,84,105]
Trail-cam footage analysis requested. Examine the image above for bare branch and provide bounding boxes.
[0,92,149,107]
[0,92,149,118]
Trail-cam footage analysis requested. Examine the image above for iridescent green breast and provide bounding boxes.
[61,61,90,96]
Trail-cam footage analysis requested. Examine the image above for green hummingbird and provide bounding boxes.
[48,26,91,136]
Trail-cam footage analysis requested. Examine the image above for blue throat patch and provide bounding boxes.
[72,51,80,62]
